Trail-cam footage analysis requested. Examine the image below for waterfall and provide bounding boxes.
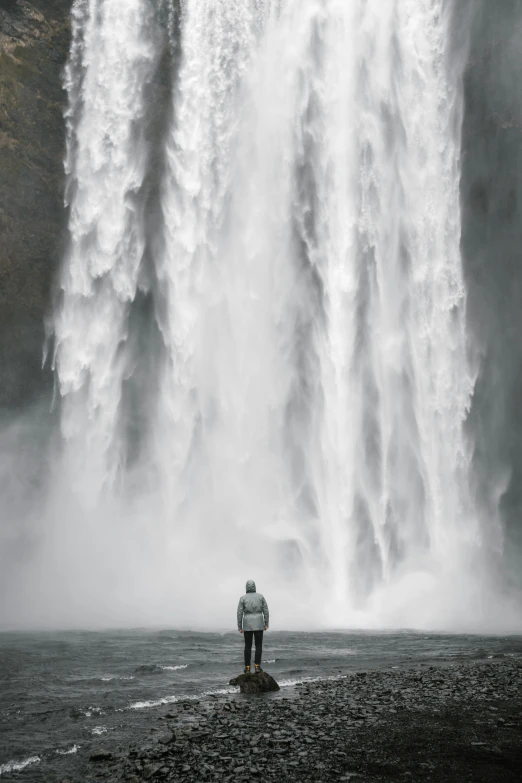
[48,0,492,628]
[53,0,161,498]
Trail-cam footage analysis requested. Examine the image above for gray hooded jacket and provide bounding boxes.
[237,580,269,632]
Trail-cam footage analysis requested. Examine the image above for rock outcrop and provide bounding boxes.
[229,671,280,693]
[0,0,70,410]
[460,0,522,571]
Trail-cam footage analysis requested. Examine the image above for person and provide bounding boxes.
[237,580,269,675]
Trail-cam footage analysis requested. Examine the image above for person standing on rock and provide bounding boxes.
[237,580,269,675]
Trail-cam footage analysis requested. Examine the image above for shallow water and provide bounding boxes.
[1,630,521,780]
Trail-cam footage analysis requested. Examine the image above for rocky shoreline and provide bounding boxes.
[80,659,522,783]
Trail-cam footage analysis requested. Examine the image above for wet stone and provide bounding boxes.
[158,733,175,745]
[229,671,280,693]
[90,750,114,762]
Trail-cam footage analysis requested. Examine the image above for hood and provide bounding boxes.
[246,580,256,593]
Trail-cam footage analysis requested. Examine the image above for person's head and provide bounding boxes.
[246,580,256,593]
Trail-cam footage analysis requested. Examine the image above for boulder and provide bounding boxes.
[89,749,113,762]
[229,671,280,693]
[158,732,175,745]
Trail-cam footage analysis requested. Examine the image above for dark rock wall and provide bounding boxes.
[0,0,70,410]
[461,0,522,574]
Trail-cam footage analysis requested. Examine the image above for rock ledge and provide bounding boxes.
[229,671,280,693]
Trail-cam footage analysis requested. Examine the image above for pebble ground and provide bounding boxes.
[83,659,522,783]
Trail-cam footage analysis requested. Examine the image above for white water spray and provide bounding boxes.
[53,0,160,499]
[40,0,505,630]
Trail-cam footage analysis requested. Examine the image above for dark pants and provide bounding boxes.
[244,630,263,666]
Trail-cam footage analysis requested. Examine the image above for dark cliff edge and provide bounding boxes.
[0,0,70,411]
[460,0,522,576]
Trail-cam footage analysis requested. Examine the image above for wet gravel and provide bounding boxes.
[81,659,522,783]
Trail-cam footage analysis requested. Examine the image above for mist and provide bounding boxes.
[1,0,522,636]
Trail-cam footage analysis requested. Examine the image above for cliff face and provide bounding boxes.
[0,0,70,409]
[460,0,522,570]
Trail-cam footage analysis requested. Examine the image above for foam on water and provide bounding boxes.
[128,686,237,711]
[160,665,189,671]
[82,706,104,717]
[279,674,348,688]
[101,676,135,681]
[128,674,352,712]
[0,756,40,776]
[55,745,80,756]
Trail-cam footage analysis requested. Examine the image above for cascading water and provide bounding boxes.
[54,0,161,499]
[44,0,499,629]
